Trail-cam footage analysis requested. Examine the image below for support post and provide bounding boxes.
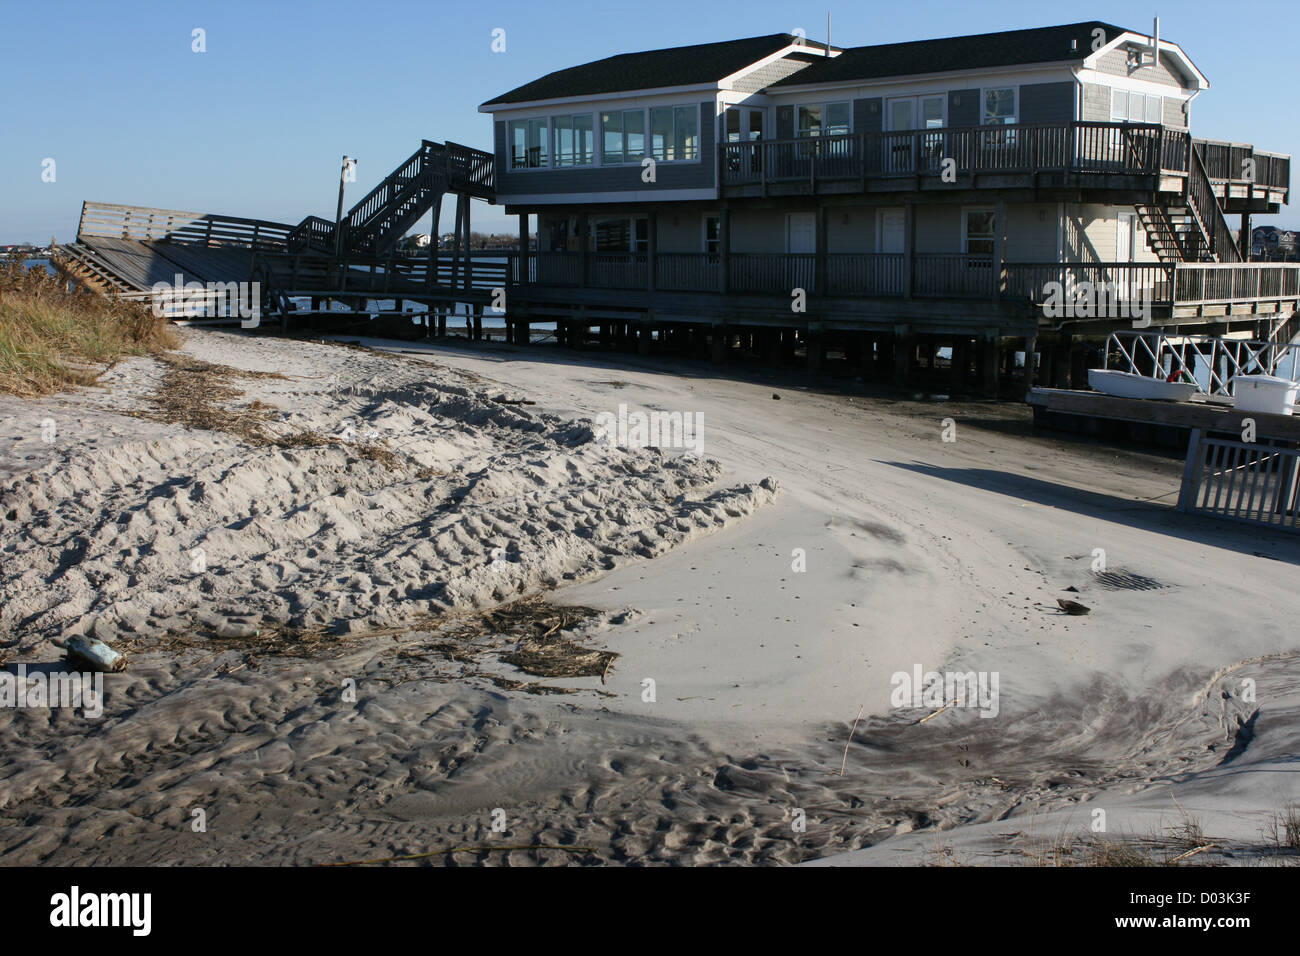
[814,205,827,296]
[579,213,590,288]
[1024,333,1039,396]
[719,208,731,294]
[647,209,657,293]
[993,199,1006,301]
[1176,427,1205,513]
[903,201,915,299]
[517,211,529,284]
[893,325,912,386]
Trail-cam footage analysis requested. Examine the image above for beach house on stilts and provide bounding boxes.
[481,20,1296,392]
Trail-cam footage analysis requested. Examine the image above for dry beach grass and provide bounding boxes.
[0,258,178,397]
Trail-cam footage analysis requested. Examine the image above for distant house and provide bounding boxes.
[1252,225,1298,259]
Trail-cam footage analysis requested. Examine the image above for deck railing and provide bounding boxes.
[721,122,1289,193]
[511,251,1300,311]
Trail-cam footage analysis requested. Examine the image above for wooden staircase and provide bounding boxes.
[1133,203,1211,262]
[1134,142,1244,266]
[51,242,137,294]
[285,141,495,258]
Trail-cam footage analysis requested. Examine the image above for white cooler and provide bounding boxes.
[1230,374,1300,416]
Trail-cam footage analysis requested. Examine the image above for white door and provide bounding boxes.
[878,208,905,253]
[886,99,915,172]
[787,212,816,292]
[787,212,816,253]
[1117,213,1134,262]
[1116,212,1136,301]
[878,208,905,294]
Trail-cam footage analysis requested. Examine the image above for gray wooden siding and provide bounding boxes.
[1018,82,1074,125]
[494,101,716,199]
[1081,82,1110,123]
[1095,47,1188,88]
[853,97,882,134]
[948,89,979,127]
[1163,96,1187,129]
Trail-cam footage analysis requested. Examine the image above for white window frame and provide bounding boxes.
[591,216,649,253]
[551,112,595,167]
[702,214,721,254]
[507,117,550,170]
[885,93,948,131]
[599,108,646,166]
[961,206,997,256]
[1107,86,1163,125]
[648,104,702,163]
[980,86,1018,126]
[796,101,852,138]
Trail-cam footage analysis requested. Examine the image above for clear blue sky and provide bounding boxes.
[2,0,1297,244]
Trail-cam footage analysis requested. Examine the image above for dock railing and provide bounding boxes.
[1103,329,1300,397]
[1178,430,1300,531]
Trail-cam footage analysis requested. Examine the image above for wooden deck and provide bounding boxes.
[1027,386,1300,442]
[720,123,1289,211]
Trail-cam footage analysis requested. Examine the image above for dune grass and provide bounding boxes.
[0,257,179,397]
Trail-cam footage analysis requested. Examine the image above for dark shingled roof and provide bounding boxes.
[482,34,827,107]
[769,21,1136,88]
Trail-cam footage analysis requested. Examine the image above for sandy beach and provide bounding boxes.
[1,328,1297,866]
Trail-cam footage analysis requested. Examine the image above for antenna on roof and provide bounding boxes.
[1152,16,1160,70]
[826,12,830,55]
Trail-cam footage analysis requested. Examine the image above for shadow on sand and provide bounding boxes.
[879,460,1300,568]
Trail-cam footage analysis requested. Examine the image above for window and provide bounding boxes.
[1110,88,1162,124]
[508,118,549,169]
[964,209,996,256]
[593,217,648,252]
[703,215,720,254]
[650,105,700,161]
[552,113,594,166]
[601,109,645,164]
[982,88,1016,126]
[797,102,850,137]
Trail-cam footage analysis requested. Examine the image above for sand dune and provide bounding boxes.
[1,329,1297,866]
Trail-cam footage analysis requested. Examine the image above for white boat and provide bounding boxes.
[1087,368,1198,401]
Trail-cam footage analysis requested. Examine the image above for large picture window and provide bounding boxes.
[508,118,548,169]
[650,105,700,161]
[797,102,850,137]
[601,109,646,164]
[552,113,594,166]
[982,88,1016,125]
[593,217,648,252]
